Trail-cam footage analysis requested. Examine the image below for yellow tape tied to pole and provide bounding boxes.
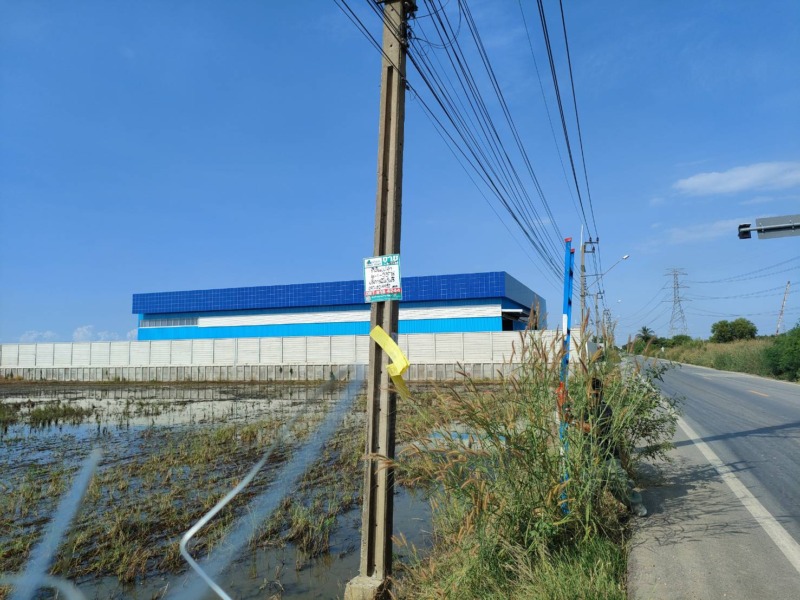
[369,325,411,399]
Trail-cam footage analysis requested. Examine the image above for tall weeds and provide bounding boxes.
[662,338,773,378]
[394,329,677,598]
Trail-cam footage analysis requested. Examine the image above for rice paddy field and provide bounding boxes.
[0,382,431,599]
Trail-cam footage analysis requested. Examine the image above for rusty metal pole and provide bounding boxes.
[345,2,414,599]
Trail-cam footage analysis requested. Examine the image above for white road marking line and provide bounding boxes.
[678,416,800,575]
[748,389,769,397]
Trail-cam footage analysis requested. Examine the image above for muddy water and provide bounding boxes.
[0,384,432,599]
[79,488,430,600]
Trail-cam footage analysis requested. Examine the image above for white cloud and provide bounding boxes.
[649,197,665,207]
[19,330,59,343]
[72,325,121,342]
[72,325,94,342]
[674,162,800,196]
[739,195,775,206]
[126,329,138,341]
[666,218,744,244]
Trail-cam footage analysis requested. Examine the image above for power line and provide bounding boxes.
[557,0,598,236]
[516,0,581,225]
[533,0,592,237]
[688,284,789,301]
[337,0,603,293]
[690,255,800,284]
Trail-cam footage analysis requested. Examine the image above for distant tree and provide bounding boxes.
[711,318,757,343]
[637,326,655,343]
[730,317,757,340]
[711,320,733,343]
[670,334,692,346]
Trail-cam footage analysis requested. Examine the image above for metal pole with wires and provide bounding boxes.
[558,238,576,410]
[557,237,576,513]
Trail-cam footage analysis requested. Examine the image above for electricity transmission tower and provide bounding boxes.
[667,268,689,337]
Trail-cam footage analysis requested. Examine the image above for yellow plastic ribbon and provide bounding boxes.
[369,325,411,399]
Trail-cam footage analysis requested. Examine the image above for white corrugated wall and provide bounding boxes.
[331,336,357,363]
[213,339,235,365]
[283,338,307,363]
[18,345,36,367]
[36,344,55,366]
[72,344,91,365]
[237,338,260,364]
[53,344,72,366]
[464,332,493,362]
[192,340,213,365]
[90,343,111,366]
[150,341,171,365]
[110,342,130,366]
[0,331,583,369]
[306,337,331,364]
[130,342,150,365]
[260,338,282,363]
[171,340,193,364]
[435,333,464,362]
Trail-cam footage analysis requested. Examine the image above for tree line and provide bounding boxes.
[627,318,800,381]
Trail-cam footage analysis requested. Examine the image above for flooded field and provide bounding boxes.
[0,383,431,599]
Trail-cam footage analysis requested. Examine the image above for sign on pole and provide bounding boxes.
[755,214,800,239]
[739,214,800,240]
[364,254,402,302]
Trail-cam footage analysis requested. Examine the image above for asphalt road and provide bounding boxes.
[654,361,800,544]
[628,360,800,599]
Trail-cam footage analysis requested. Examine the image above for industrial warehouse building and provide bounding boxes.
[132,271,546,341]
[0,272,565,382]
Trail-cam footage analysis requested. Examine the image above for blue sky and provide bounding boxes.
[1,0,799,344]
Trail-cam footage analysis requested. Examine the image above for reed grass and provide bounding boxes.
[393,329,677,598]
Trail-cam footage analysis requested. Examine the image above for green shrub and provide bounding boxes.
[765,324,800,381]
[710,318,758,343]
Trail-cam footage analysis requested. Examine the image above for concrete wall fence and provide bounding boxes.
[0,331,580,382]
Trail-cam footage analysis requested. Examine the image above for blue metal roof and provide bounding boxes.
[132,271,540,315]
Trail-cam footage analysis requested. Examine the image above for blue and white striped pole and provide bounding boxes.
[557,237,576,513]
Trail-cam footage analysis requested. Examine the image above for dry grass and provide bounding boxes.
[662,338,773,377]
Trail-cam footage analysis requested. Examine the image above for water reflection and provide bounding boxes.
[0,384,431,599]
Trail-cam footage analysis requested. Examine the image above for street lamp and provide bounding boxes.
[587,254,630,288]
[584,254,630,343]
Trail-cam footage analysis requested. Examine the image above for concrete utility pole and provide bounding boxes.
[579,238,597,362]
[776,281,791,335]
[579,238,597,330]
[345,2,415,599]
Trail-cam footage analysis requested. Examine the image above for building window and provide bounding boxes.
[140,317,198,328]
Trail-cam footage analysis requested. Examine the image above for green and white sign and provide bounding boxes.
[364,254,402,302]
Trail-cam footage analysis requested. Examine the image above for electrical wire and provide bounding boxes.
[336,0,603,294]
[690,256,800,284]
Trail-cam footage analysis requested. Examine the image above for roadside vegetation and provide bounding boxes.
[392,331,678,599]
[1,340,683,599]
[626,319,800,382]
